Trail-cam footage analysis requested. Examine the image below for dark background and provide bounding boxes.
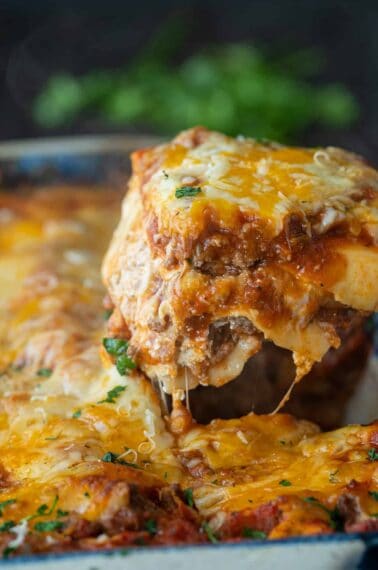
[0,0,377,159]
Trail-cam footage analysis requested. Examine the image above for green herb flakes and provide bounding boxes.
[102,451,117,463]
[303,497,343,531]
[28,495,59,521]
[36,368,53,378]
[34,520,64,532]
[242,528,267,539]
[279,479,292,487]
[183,488,194,508]
[202,522,218,544]
[116,354,136,375]
[102,338,129,356]
[102,338,136,376]
[175,186,202,199]
[368,448,378,462]
[72,409,82,419]
[2,546,16,559]
[98,385,126,404]
[145,519,157,535]
[103,309,113,320]
[101,451,140,469]
[0,499,16,516]
[0,521,15,532]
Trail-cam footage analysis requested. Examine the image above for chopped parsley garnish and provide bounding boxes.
[2,546,15,559]
[368,448,378,462]
[98,385,126,404]
[102,451,117,463]
[118,548,130,556]
[102,338,136,376]
[101,451,140,469]
[45,436,59,441]
[175,186,202,199]
[34,520,64,532]
[44,495,59,515]
[72,409,82,419]
[279,479,292,487]
[102,338,128,356]
[103,309,113,320]
[36,368,53,378]
[303,497,343,531]
[84,492,90,498]
[34,504,49,517]
[57,509,69,518]
[116,354,136,375]
[183,488,194,508]
[28,495,59,521]
[144,519,157,535]
[368,491,378,501]
[0,499,16,516]
[202,522,218,544]
[242,528,267,539]
[0,521,15,532]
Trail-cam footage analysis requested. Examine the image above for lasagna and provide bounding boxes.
[102,127,378,399]
[0,187,376,558]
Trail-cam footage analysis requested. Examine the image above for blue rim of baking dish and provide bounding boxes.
[0,531,377,566]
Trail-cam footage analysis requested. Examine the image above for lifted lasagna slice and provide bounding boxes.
[103,127,378,394]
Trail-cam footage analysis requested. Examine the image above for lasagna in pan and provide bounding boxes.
[0,131,376,559]
[103,127,378,402]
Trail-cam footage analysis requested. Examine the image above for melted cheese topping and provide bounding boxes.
[0,185,376,554]
[0,189,181,545]
[178,414,378,537]
[146,129,378,236]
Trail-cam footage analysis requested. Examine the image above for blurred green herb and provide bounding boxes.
[303,496,343,531]
[98,385,126,404]
[33,41,358,141]
[202,521,218,544]
[183,488,194,508]
[34,520,64,532]
[101,451,140,469]
[368,448,378,462]
[144,519,157,535]
[279,479,292,487]
[175,186,202,198]
[0,499,16,516]
[242,528,267,539]
[36,368,52,378]
[369,491,378,501]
